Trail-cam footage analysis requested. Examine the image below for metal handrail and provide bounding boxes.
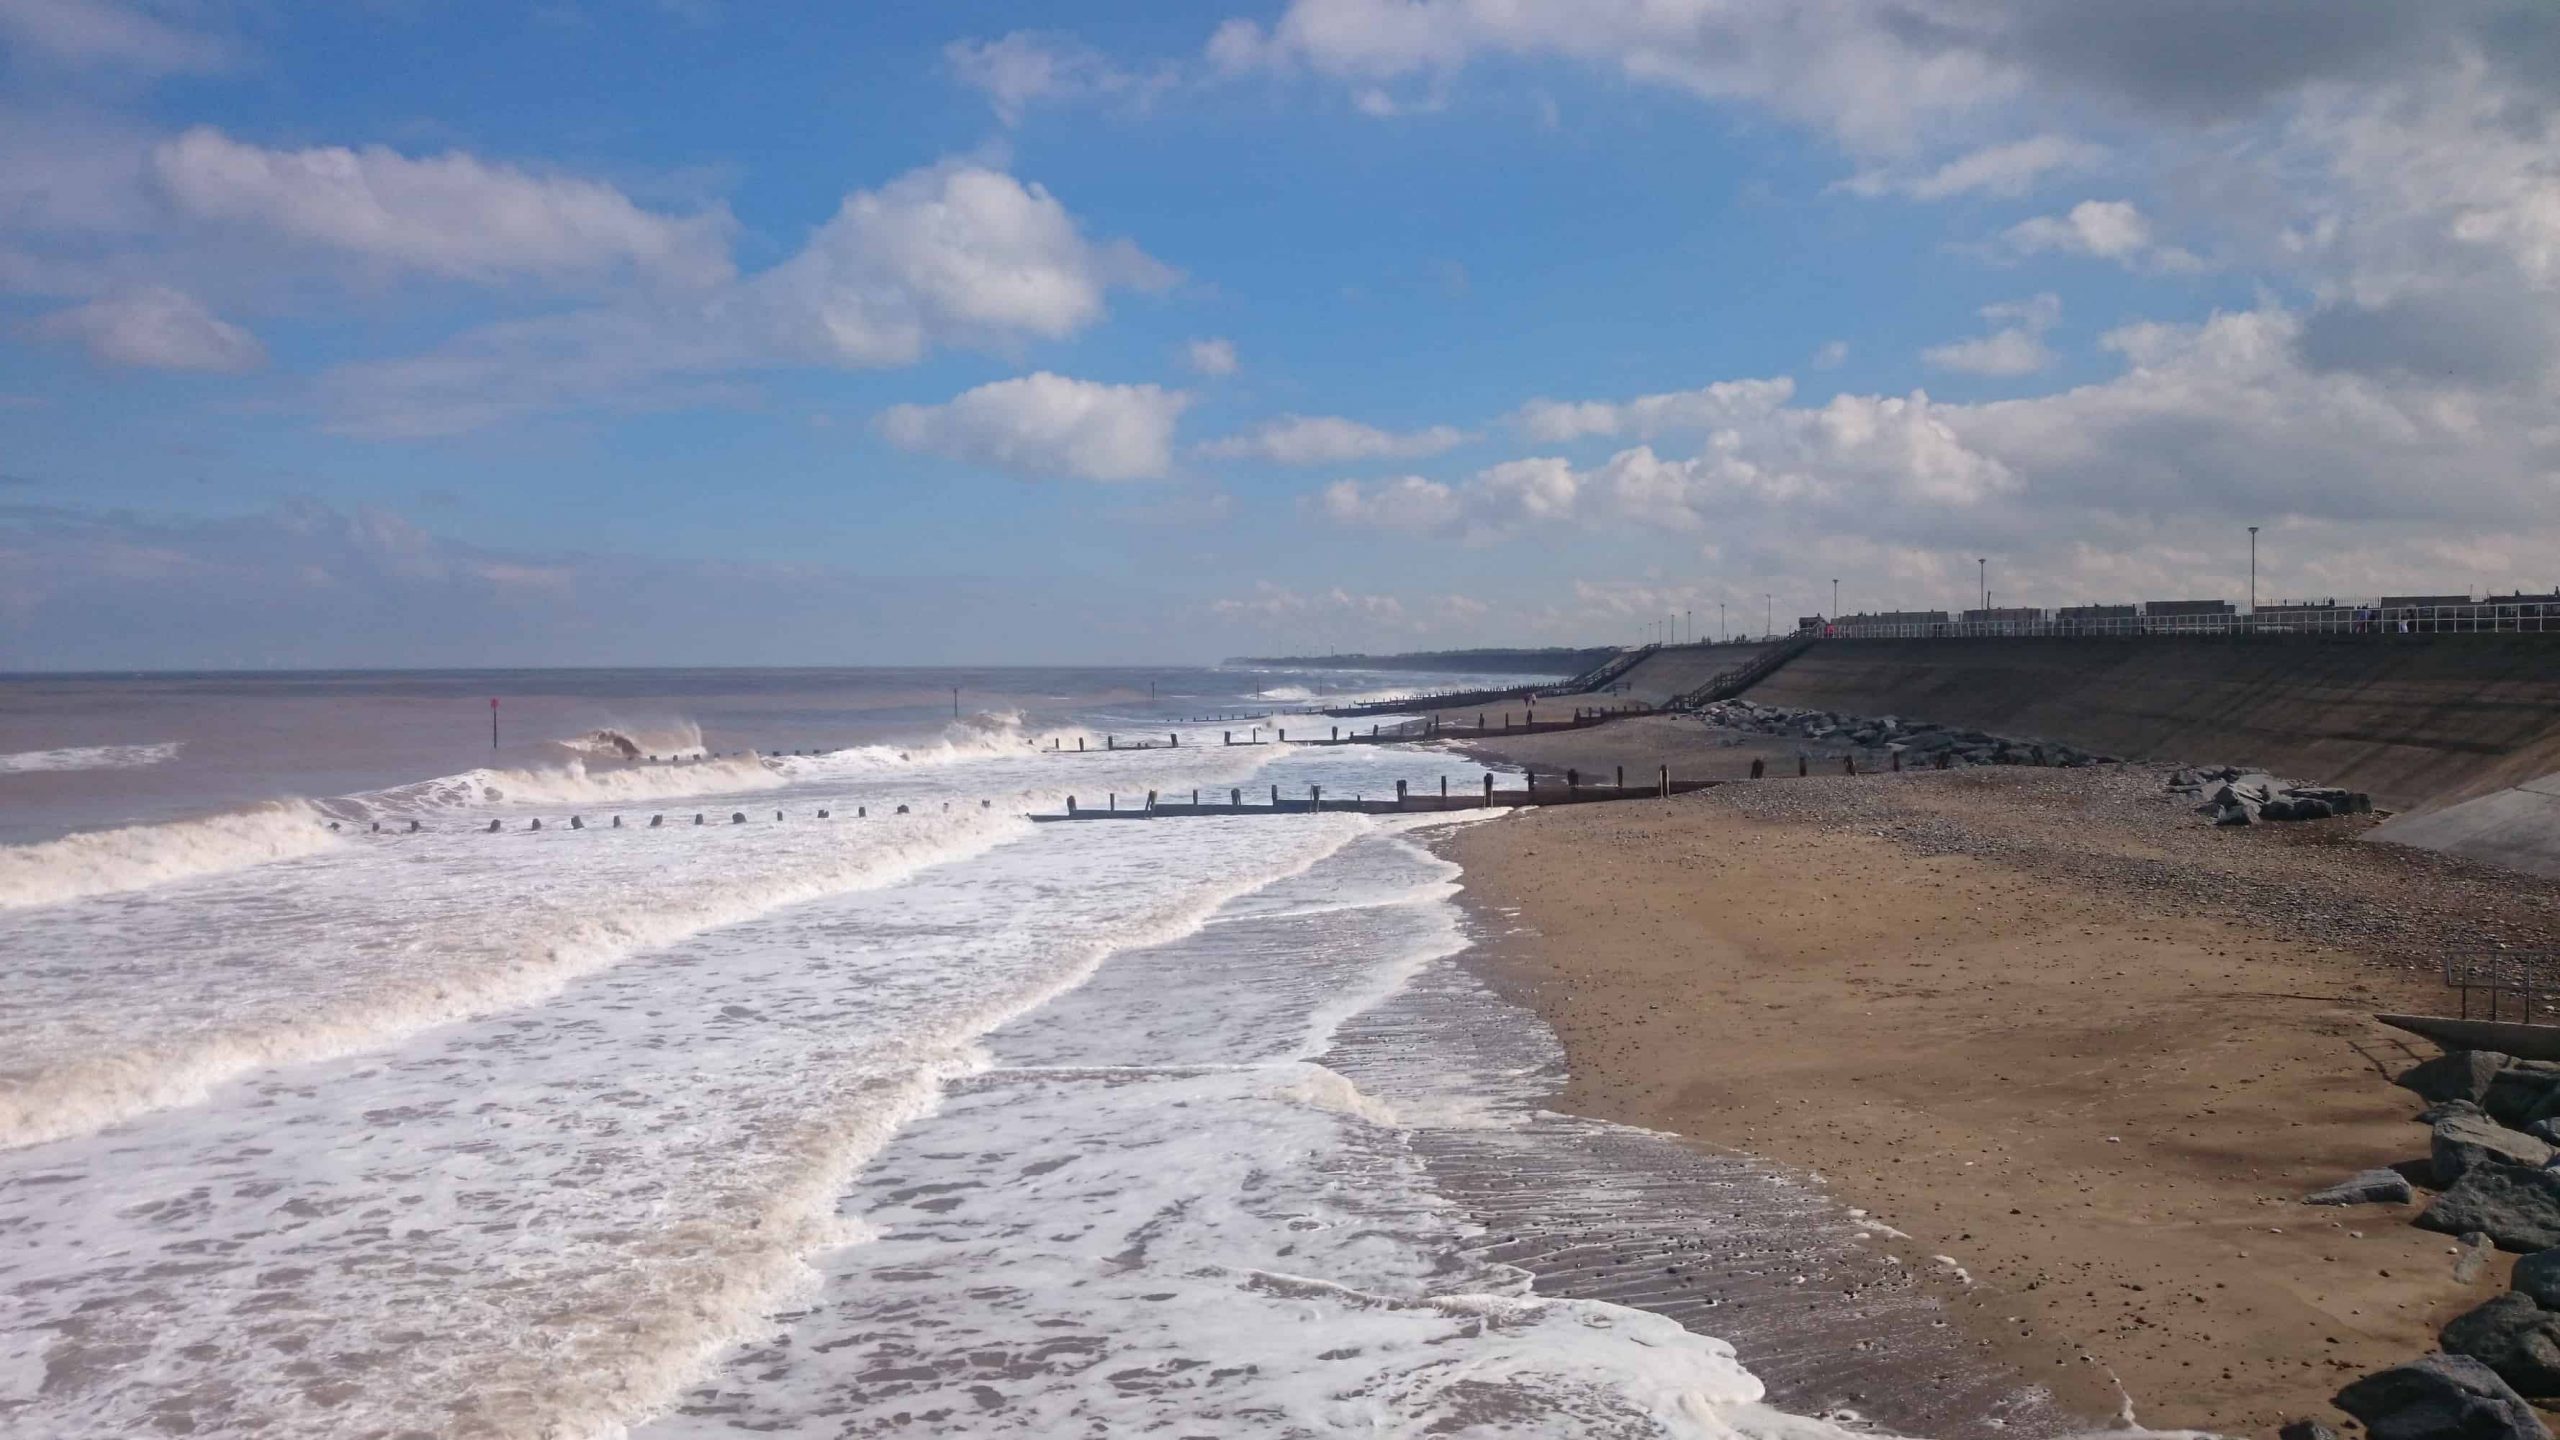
[2445,946,2560,1023]
[1817,602,2557,641]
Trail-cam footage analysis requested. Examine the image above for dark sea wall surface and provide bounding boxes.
[1744,633,2560,814]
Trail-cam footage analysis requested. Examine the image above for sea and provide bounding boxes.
[0,666,2043,1439]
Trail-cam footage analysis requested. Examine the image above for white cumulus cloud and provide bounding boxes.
[1201,414,1467,464]
[2003,199,2203,273]
[0,0,225,73]
[1510,376,1794,442]
[322,161,1173,435]
[151,127,736,287]
[947,31,1167,124]
[1315,456,1579,542]
[1185,336,1238,375]
[1840,135,2107,200]
[36,285,264,371]
[1924,293,2061,376]
[878,372,1190,482]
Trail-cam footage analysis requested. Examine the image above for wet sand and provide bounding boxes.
[1431,739,2560,1433]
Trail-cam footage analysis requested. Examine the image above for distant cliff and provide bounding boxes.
[1226,647,1614,677]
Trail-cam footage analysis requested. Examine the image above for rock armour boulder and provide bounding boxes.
[2335,1352,2553,1440]
[2421,1164,2560,1253]
[2444,1293,2560,1397]
[2435,1112,2560,1187]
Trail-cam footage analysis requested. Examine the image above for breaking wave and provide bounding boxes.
[335,755,786,819]
[0,801,339,911]
[0,809,1031,1152]
[771,711,1094,777]
[0,741,184,774]
[560,721,707,759]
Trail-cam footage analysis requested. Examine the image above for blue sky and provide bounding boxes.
[3,1,2557,667]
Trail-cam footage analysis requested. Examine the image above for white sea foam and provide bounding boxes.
[0,806,1025,1151]
[560,720,707,758]
[0,741,183,773]
[0,731,1290,1151]
[640,864,1877,1440]
[0,698,1870,1439]
[0,798,1377,1437]
[0,800,338,912]
[770,710,1099,776]
[337,753,786,817]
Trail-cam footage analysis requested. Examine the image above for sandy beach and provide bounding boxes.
[1436,723,2560,1433]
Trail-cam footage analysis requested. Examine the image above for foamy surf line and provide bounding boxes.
[0,741,183,774]
[0,808,1032,1153]
[0,758,794,913]
[522,822,1388,1440]
[0,711,1143,914]
[634,820,1884,1440]
[0,805,1386,1439]
[335,754,789,818]
[0,802,340,912]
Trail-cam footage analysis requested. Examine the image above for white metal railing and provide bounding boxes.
[1813,602,2558,641]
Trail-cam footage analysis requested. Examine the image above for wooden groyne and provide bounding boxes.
[1032,769,1718,822]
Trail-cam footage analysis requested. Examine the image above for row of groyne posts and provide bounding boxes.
[1038,765,1717,822]
[1029,748,1970,824]
[1048,703,1654,755]
[324,799,995,835]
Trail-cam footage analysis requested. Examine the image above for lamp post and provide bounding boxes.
[1832,578,1839,621]
[1978,558,1987,614]
[2248,525,2259,617]
[1719,601,1727,642]
[1765,592,1772,638]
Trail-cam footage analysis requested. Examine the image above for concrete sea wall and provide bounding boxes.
[1741,634,2560,817]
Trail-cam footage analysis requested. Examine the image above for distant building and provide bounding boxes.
[2143,599,2236,617]
[2054,604,2137,621]
[1797,615,1826,632]
[2380,595,2473,608]
[1961,607,2042,623]
[1839,610,1951,625]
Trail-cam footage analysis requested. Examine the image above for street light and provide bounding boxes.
[1832,578,1839,620]
[1978,558,1988,614]
[1765,592,1772,637]
[2249,525,2260,616]
[1719,600,1727,642]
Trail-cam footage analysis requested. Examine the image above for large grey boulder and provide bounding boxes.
[2307,1168,2419,1206]
[2426,1098,2493,1125]
[2488,1074,2560,1129]
[2444,1293,2560,1398]
[2421,1164,2560,1252]
[2437,1113,2560,1187]
[2335,1352,2551,1440]
[2515,1250,2560,1309]
[2403,1052,2517,1106]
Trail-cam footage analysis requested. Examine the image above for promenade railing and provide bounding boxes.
[2444,946,2560,1023]
[1819,602,2557,641]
